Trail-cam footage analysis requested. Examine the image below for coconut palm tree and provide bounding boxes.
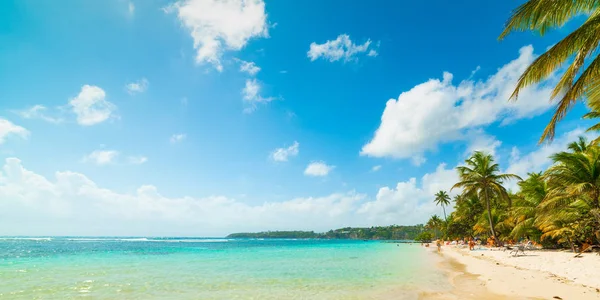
[544,138,600,209]
[452,194,484,237]
[452,151,522,242]
[509,172,547,240]
[426,215,443,238]
[434,190,451,222]
[539,137,600,245]
[499,0,600,142]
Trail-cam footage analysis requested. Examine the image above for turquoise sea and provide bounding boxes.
[0,238,451,299]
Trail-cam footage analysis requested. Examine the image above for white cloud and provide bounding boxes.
[0,119,29,144]
[464,129,502,157]
[238,60,260,76]
[125,78,149,95]
[506,128,592,179]
[270,141,299,162]
[83,150,119,165]
[304,161,334,177]
[242,79,274,112]
[411,155,426,166]
[371,165,381,172]
[361,46,557,161]
[128,156,148,165]
[308,34,378,63]
[14,105,63,124]
[358,163,458,225]
[69,85,116,126]
[0,158,462,236]
[166,0,269,71]
[170,133,187,143]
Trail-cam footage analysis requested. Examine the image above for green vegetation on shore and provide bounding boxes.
[227,225,425,240]
[424,137,600,249]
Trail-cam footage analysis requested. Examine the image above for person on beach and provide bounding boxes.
[436,239,442,252]
[468,239,475,251]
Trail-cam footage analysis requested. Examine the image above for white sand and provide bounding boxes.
[437,245,600,299]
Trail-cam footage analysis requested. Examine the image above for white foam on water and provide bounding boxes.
[0,237,52,241]
[118,238,150,242]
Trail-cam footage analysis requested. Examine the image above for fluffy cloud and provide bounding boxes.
[69,85,116,126]
[1,129,588,236]
[308,34,378,63]
[270,141,299,162]
[0,158,461,236]
[506,128,592,179]
[170,133,187,143]
[128,156,148,165]
[14,105,63,124]
[361,46,556,162]
[371,165,382,172]
[83,150,119,165]
[83,151,148,166]
[464,129,502,157]
[242,79,274,112]
[238,60,260,76]
[0,119,29,144]
[304,161,334,177]
[125,78,149,95]
[359,163,459,225]
[166,0,269,71]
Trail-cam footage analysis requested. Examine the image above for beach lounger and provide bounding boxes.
[510,245,526,257]
[574,244,600,258]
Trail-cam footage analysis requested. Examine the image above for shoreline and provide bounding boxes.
[426,245,600,299]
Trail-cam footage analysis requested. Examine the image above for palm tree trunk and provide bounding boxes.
[567,236,575,253]
[442,205,447,222]
[442,206,447,238]
[484,188,498,242]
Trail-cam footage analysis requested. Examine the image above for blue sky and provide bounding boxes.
[0,0,594,236]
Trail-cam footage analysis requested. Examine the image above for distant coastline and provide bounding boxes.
[226,225,425,240]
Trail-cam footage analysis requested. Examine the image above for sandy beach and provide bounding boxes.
[426,245,600,299]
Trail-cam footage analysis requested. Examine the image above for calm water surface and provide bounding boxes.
[0,238,450,299]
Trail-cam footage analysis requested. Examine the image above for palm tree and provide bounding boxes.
[499,1,600,142]
[452,194,484,238]
[538,137,600,245]
[426,215,443,238]
[544,138,600,209]
[452,151,522,242]
[509,172,547,241]
[434,190,451,222]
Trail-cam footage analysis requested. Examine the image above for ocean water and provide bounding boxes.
[0,238,451,299]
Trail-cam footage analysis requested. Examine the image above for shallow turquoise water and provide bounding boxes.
[0,238,450,299]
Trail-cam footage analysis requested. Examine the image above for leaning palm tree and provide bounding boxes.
[452,151,522,242]
[434,190,451,222]
[499,1,600,142]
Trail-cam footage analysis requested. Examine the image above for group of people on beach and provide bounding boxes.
[422,236,539,252]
